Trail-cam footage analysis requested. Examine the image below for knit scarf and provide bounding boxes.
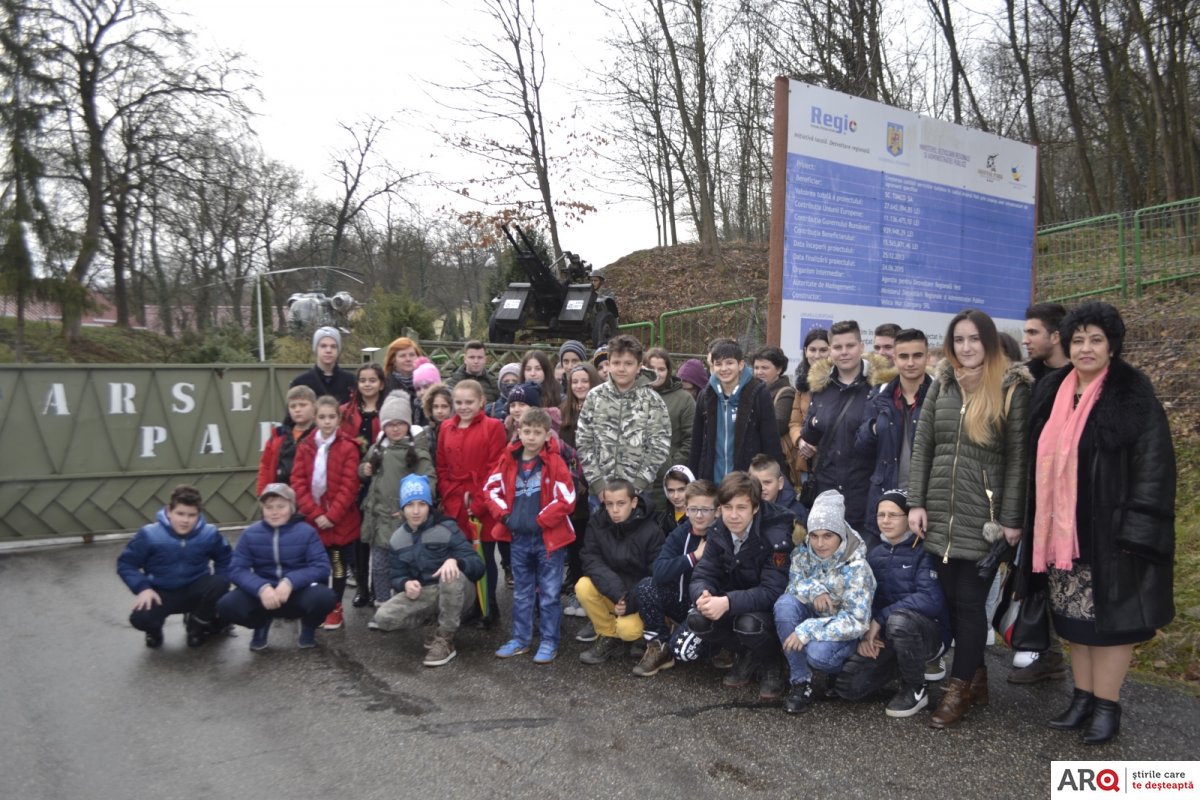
[311,429,335,505]
[1032,366,1108,571]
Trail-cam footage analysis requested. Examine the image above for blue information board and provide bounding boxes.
[777,82,1037,355]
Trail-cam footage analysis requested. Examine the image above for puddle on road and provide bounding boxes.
[666,700,767,719]
[322,647,439,716]
[408,717,555,738]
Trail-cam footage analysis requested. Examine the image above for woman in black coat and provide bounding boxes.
[1020,302,1175,745]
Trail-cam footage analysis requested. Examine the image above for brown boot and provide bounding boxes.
[929,678,972,729]
[970,666,989,707]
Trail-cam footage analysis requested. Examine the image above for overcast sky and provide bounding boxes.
[161,0,665,269]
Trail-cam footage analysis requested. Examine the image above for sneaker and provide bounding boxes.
[925,656,947,682]
[562,594,587,617]
[144,628,164,649]
[351,591,372,608]
[504,568,514,588]
[297,624,317,648]
[495,640,530,659]
[367,619,381,631]
[533,642,558,664]
[345,570,357,588]
[722,651,757,688]
[579,635,623,665]
[711,649,735,670]
[575,621,598,643]
[1007,650,1068,684]
[1012,650,1038,669]
[783,681,814,714]
[321,603,344,630]
[250,621,272,652]
[632,639,675,677]
[424,632,457,666]
[886,682,929,718]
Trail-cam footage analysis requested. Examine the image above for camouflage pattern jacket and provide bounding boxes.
[575,373,672,495]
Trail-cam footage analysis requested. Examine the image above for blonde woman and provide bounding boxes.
[907,309,1032,729]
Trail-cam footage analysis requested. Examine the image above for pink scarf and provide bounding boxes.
[1032,366,1108,571]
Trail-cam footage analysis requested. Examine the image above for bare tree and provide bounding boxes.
[39,0,250,339]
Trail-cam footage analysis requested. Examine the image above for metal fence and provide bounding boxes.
[1035,196,1200,302]
[657,297,762,356]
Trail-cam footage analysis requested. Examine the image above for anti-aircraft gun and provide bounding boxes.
[487,224,618,346]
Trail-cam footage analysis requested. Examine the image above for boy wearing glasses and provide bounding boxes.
[833,490,949,718]
[631,479,719,677]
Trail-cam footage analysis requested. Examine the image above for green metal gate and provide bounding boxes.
[0,365,303,541]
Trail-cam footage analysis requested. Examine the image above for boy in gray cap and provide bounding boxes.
[773,489,876,713]
[289,325,356,404]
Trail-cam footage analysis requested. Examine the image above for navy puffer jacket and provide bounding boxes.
[117,508,231,593]
[866,531,951,646]
[228,515,331,596]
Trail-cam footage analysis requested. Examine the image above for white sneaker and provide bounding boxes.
[1012,650,1038,669]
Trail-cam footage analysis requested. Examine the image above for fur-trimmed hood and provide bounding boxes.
[933,357,1034,392]
[807,352,892,394]
[1029,358,1163,451]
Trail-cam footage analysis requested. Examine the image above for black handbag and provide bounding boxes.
[992,549,1050,652]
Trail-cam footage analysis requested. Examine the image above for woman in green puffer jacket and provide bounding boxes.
[907,309,1032,730]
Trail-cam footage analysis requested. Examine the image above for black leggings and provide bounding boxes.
[326,543,355,604]
[938,557,991,680]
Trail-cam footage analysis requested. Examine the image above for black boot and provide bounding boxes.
[1048,688,1095,731]
[758,655,786,702]
[1082,698,1121,745]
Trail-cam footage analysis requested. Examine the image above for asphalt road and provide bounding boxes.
[2,539,1197,800]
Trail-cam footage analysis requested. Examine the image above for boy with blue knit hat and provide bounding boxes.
[832,489,949,718]
[774,489,876,713]
[370,474,485,666]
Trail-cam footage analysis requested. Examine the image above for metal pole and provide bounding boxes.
[256,275,266,362]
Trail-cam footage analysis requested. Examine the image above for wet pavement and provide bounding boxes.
[2,538,1197,800]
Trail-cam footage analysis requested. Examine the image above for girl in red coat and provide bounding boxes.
[438,379,508,626]
[340,363,387,607]
[292,395,363,630]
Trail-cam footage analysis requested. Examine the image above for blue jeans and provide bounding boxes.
[510,531,566,649]
[773,594,858,684]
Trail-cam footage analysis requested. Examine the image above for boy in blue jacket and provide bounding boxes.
[632,479,718,677]
[370,475,485,667]
[833,490,949,718]
[774,489,876,714]
[117,485,232,648]
[216,483,337,652]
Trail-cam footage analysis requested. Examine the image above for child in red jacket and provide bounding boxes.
[485,407,577,663]
[438,379,508,626]
[291,395,362,631]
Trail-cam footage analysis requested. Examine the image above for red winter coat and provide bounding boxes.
[291,429,363,547]
[484,438,578,552]
[257,423,314,495]
[437,412,507,542]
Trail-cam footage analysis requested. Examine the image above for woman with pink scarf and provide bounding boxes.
[1018,302,1175,745]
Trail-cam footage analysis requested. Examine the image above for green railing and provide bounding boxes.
[1035,195,1200,303]
[1035,214,1127,302]
[658,297,761,355]
[617,321,657,349]
[1134,197,1200,295]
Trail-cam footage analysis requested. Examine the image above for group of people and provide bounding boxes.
[117,300,1176,745]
